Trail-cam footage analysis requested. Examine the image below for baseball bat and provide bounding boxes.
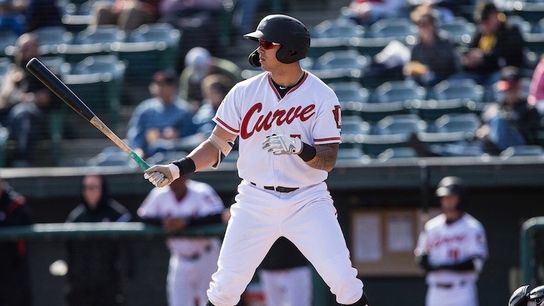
[25,57,150,170]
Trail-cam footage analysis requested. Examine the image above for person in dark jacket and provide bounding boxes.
[460,1,525,86]
[404,5,458,87]
[258,237,312,306]
[0,178,32,306]
[64,174,132,306]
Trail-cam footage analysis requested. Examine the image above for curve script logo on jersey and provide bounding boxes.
[240,102,316,139]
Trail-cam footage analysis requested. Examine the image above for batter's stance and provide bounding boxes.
[144,14,369,306]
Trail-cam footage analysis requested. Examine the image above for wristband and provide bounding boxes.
[298,142,316,162]
[173,157,196,176]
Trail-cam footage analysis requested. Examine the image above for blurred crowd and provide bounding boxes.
[0,0,541,167]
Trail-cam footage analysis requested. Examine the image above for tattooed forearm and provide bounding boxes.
[306,143,338,172]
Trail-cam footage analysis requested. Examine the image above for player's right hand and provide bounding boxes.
[144,164,180,188]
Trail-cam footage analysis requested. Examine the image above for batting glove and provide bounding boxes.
[262,134,302,155]
[143,164,180,188]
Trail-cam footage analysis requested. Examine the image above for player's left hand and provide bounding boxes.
[262,134,302,155]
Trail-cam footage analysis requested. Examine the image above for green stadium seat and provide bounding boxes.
[311,50,368,83]
[0,30,18,57]
[376,114,426,135]
[409,99,472,122]
[431,79,484,102]
[33,26,73,56]
[367,18,417,40]
[500,145,544,158]
[60,25,125,63]
[112,23,181,84]
[329,82,369,115]
[439,17,475,46]
[309,18,364,58]
[377,147,417,161]
[62,55,126,127]
[372,80,426,103]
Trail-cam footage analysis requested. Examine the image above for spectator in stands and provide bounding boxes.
[127,70,196,159]
[0,177,32,306]
[404,5,458,87]
[259,237,313,306]
[64,174,132,306]
[0,0,25,35]
[476,66,541,154]
[179,47,240,111]
[347,0,407,26]
[459,1,525,87]
[138,175,224,306]
[24,0,63,32]
[529,55,544,111]
[192,74,232,138]
[0,33,61,167]
[90,0,160,32]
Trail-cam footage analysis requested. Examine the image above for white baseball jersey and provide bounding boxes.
[137,180,224,256]
[213,71,342,188]
[415,213,488,285]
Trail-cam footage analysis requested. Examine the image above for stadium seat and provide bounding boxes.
[311,50,368,83]
[500,145,544,158]
[367,18,417,41]
[63,55,126,127]
[309,18,364,58]
[417,113,481,144]
[60,25,125,63]
[87,149,132,167]
[410,99,471,122]
[376,114,426,135]
[341,115,371,145]
[372,80,426,103]
[508,15,532,34]
[439,17,475,46]
[337,146,366,161]
[328,82,369,115]
[377,147,417,161]
[491,77,532,101]
[0,30,18,57]
[33,26,73,55]
[431,79,484,102]
[112,23,181,84]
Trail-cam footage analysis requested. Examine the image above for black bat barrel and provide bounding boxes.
[26,58,96,121]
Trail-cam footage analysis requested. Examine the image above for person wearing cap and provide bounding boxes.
[460,1,525,86]
[347,0,407,26]
[475,66,541,154]
[415,176,488,306]
[127,70,196,159]
[179,47,240,112]
[404,4,458,87]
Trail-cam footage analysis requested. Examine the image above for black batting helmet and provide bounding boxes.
[244,14,310,67]
[436,176,467,210]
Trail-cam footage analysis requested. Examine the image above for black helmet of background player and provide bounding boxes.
[530,285,544,306]
[509,285,531,306]
[243,14,310,67]
[435,176,467,211]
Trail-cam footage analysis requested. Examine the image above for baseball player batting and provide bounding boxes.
[144,14,369,306]
[414,177,488,306]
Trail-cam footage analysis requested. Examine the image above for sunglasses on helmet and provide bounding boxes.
[258,39,280,50]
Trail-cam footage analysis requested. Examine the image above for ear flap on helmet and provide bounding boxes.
[248,48,261,67]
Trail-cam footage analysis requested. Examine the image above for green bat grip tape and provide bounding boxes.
[130,151,150,170]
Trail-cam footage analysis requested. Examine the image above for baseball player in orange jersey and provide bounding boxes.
[415,177,488,306]
[144,14,369,306]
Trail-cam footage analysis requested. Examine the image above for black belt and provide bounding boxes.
[178,244,212,261]
[434,281,466,289]
[250,182,299,193]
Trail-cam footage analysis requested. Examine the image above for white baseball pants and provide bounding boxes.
[260,266,313,306]
[207,181,363,306]
[167,241,220,306]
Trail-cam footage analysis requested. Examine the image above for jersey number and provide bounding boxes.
[332,105,341,129]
